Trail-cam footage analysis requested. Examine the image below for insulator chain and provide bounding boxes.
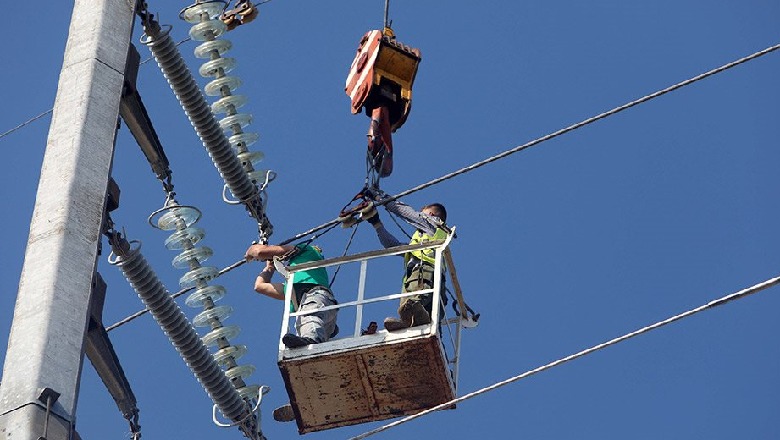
[140,5,273,243]
[148,200,266,440]
[105,230,255,434]
[180,1,275,241]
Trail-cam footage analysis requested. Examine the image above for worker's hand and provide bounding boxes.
[361,202,381,225]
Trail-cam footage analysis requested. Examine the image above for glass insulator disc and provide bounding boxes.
[172,246,213,269]
[194,39,232,59]
[199,57,237,77]
[230,133,260,150]
[205,76,241,96]
[186,285,226,308]
[225,364,255,381]
[157,206,201,230]
[237,150,264,168]
[180,1,225,23]
[193,304,233,328]
[212,94,247,115]
[188,19,226,41]
[179,266,219,288]
[219,113,252,131]
[202,324,240,347]
[165,227,205,250]
[213,344,247,366]
[236,384,260,401]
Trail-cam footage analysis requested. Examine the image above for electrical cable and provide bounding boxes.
[108,41,780,331]
[329,223,360,288]
[0,109,53,141]
[0,36,194,142]
[279,42,780,245]
[106,258,246,331]
[349,274,780,439]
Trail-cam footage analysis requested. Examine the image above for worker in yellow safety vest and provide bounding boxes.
[364,191,450,331]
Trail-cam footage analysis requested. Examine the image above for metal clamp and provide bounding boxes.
[36,387,60,440]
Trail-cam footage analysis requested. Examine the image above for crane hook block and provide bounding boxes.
[345,30,421,133]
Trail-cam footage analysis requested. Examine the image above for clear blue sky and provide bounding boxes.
[2,1,779,439]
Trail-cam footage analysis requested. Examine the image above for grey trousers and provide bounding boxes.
[295,286,338,343]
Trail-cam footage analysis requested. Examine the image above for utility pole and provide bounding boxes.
[0,0,135,438]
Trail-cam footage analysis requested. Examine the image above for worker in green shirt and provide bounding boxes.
[245,243,338,348]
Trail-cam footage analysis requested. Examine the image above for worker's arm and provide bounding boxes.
[383,198,439,235]
[372,220,404,248]
[363,203,404,248]
[245,243,295,262]
[253,261,285,301]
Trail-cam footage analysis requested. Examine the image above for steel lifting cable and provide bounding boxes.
[108,42,780,332]
[349,274,780,440]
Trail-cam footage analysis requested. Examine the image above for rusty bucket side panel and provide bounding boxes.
[279,335,455,434]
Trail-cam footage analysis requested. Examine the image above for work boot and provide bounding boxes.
[384,300,431,331]
[273,404,296,422]
[408,301,431,326]
[383,301,413,331]
[383,316,410,332]
[282,333,316,349]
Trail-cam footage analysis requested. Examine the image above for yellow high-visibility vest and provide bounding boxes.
[405,227,448,266]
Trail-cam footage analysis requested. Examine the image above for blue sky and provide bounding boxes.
[2,1,779,439]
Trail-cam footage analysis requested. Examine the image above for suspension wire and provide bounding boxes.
[387,211,413,241]
[107,222,343,332]
[329,223,360,288]
[0,34,195,141]
[108,42,780,331]
[385,42,780,204]
[0,109,53,141]
[140,37,191,65]
[106,258,247,331]
[349,274,780,440]
[277,42,780,245]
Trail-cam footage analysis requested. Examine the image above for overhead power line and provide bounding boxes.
[281,41,780,245]
[0,0,284,142]
[106,258,246,332]
[390,43,780,199]
[349,274,780,440]
[0,37,193,143]
[0,110,53,141]
[107,41,780,331]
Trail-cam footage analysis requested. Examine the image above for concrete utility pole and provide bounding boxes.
[0,0,135,438]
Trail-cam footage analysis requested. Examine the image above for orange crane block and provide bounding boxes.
[345,29,421,132]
